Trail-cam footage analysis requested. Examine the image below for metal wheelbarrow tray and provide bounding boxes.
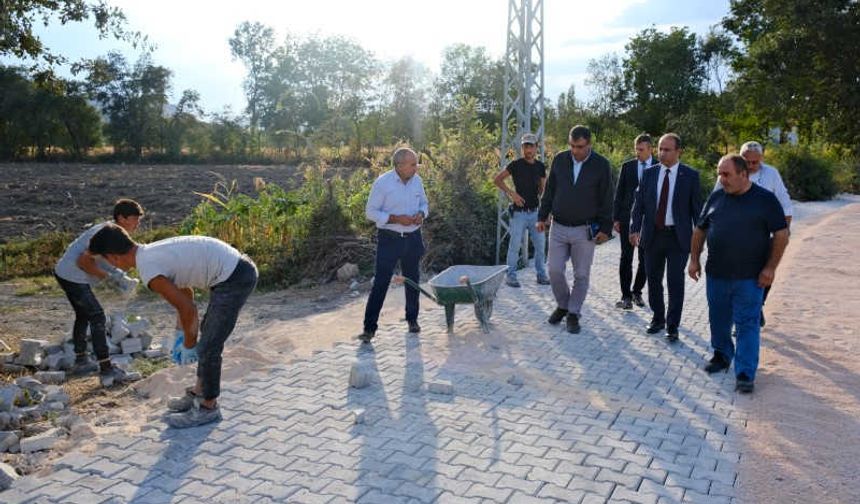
[400,265,508,333]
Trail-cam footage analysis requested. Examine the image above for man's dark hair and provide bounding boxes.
[660,132,682,149]
[113,199,144,221]
[89,223,137,256]
[721,154,749,174]
[568,125,592,142]
[634,133,652,145]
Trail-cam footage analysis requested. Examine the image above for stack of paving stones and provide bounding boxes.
[1,246,744,503]
[0,313,164,377]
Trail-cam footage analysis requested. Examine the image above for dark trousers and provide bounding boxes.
[363,229,425,333]
[197,257,258,400]
[645,229,689,330]
[54,273,109,361]
[619,223,647,299]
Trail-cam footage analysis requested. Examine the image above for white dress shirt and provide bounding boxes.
[713,163,793,217]
[638,156,654,182]
[365,169,430,233]
[657,162,679,226]
[571,151,591,184]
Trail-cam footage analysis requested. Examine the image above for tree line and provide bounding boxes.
[1,0,858,163]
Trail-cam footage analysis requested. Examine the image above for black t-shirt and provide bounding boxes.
[698,184,787,279]
[506,158,547,209]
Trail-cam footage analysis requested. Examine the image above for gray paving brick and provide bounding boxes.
[463,482,513,501]
[537,483,586,503]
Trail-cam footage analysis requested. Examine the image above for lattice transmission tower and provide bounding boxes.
[495,0,546,265]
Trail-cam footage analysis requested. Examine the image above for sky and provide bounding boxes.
[4,0,732,115]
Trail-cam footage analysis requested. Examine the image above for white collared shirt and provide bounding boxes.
[365,169,430,233]
[657,162,679,226]
[637,156,653,182]
[571,150,591,184]
[713,163,793,216]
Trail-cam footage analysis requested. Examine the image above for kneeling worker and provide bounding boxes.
[89,225,258,428]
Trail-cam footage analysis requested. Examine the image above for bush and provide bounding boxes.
[767,147,838,201]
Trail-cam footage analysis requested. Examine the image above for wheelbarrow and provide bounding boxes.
[397,265,508,333]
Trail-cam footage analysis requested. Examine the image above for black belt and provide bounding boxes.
[552,216,587,227]
[379,228,419,238]
[657,225,676,232]
[511,206,539,213]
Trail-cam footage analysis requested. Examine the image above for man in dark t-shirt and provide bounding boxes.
[494,132,548,287]
[689,154,789,394]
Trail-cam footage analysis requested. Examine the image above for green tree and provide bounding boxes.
[723,0,860,149]
[383,57,430,144]
[164,89,204,158]
[617,27,706,135]
[229,21,276,151]
[431,44,504,131]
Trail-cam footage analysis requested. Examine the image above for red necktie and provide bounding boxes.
[656,168,671,230]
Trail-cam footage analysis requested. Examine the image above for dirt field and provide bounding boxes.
[0,163,311,242]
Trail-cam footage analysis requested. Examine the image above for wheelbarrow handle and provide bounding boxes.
[397,276,439,304]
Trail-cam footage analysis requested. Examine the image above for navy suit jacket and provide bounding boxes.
[629,163,702,253]
[613,157,656,225]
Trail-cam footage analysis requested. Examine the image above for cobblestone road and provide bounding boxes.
[5,239,743,503]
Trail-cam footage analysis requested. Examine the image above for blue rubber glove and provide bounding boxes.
[171,330,198,365]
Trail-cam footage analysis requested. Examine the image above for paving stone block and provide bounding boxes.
[428,380,454,395]
[121,337,143,355]
[20,427,63,453]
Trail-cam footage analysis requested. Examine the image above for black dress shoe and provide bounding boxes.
[665,328,679,342]
[615,298,633,310]
[632,293,645,307]
[705,352,730,373]
[548,307,568,325]
[358,330,376,343]
[566,313,581,334]
[646,321,665,334]
[736,373,755,393]
[408,320,421,333]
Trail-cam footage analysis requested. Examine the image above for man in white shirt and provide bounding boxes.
[88,225,258,428]
[361,147,430,343]
[54,199,143,386]
[714,140,793,327]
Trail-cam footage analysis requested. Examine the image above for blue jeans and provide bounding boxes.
[197,257,258,400]
[706,276,764,380]
[363,229,425,333]
[506,210,547,279]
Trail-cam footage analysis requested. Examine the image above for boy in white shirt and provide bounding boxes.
[88,224,258,428]
[54,199,143,386]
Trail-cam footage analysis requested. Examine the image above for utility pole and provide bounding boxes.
[496,0,545,266]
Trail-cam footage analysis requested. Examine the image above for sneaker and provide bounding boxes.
[164,400,222,429]
[565,313,581,334]
[548,308,568,325]
[736,373,755,394]
[505,277,521,288]
[632,293,645,307]
[407,320,421,334]
[167,388,197,413]
[705,352,730,373]
[358,330,376,344]
[615,298,633,310]
[70,356,99,375]
[536,275,551,285]
[99,366,141,387]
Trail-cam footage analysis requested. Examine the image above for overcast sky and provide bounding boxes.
[4,0,731,115]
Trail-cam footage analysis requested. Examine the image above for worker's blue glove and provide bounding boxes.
[171,330,198,365]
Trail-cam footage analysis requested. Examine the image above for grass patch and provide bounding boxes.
[131,355,172,378]
[14,275,63,297]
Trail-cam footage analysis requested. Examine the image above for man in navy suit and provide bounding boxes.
[613,133,654,310]
[630,133,702,342]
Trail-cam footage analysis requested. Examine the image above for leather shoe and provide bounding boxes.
[505,277,521,288]
[736,373,755,393]
[536,275,551,285]
[705,352,730,373]
[408,320,421,334]
[566,313,581,334]
[548,307,568,325]
[646,321,665,334]
[632,293,645,307]
[615,298,633,310]
[665,328,679,342]
[358,329,376,343]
